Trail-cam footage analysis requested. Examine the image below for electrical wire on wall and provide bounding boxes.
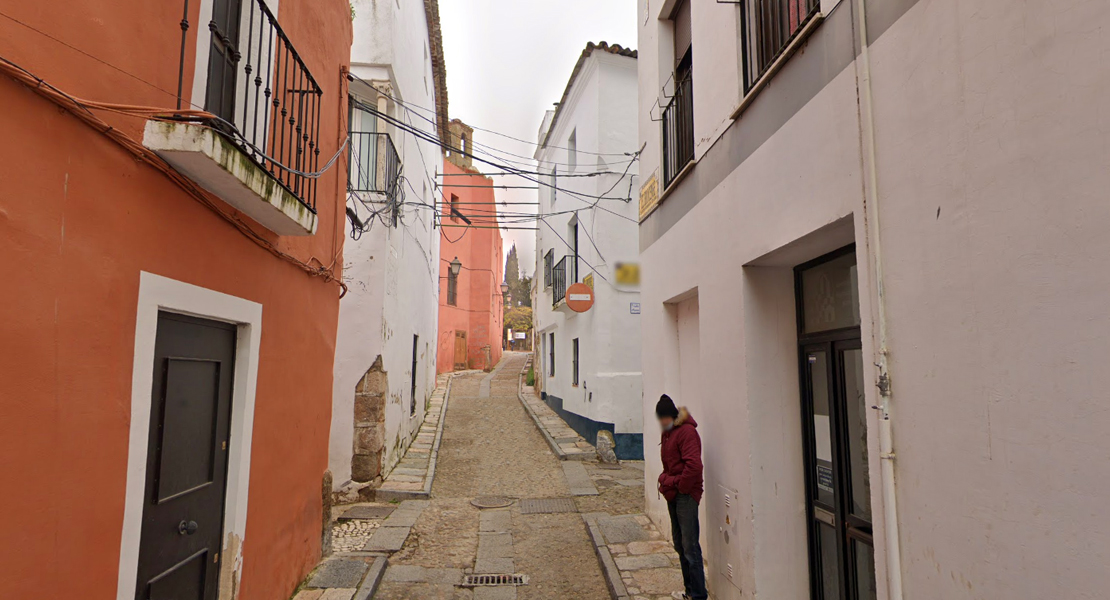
[0,54,350,297]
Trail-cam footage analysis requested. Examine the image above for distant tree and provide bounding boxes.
[503,244,533,308]
[505,306,533,333]
[516,275,533,308]
[504,244,521,293]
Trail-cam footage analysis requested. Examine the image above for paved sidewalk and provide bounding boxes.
[584,513,684,600]
[516,360,595,460]
[374,372,457,501]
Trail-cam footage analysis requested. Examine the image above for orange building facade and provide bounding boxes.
[0,1,352,599]
[437,121,504,373]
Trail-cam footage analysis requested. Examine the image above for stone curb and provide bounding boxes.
[515,360,591,462]
[583,513,630,600]
[374,372,459,502]
[422,371,453,496]
[352,555,388,600]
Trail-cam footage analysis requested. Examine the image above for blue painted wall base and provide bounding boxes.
[543,394,644,460]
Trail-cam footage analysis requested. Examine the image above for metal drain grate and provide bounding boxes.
[471,496,514,509]
[519,497,578,514]
[462,574,528,587]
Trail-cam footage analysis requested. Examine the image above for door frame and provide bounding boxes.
[795,244,872,600]
[117,272,263,600]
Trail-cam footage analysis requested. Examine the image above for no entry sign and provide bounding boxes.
[565,282,595,313]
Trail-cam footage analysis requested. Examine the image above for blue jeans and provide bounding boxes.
[668,493,708,599]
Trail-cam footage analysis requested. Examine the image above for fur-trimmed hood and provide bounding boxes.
[674,406,696,429]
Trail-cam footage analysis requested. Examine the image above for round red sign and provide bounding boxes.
[565,282,595,313]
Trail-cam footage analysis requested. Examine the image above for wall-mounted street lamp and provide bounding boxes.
[450,257,462,276]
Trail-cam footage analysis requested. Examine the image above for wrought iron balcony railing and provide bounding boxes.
[184,0,323,213]
[662,71,694,189]
[349,131,401,197]
[552,256,568,307]
[740,0,821,92]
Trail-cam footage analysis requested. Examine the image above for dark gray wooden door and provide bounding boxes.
[135,313,236,600]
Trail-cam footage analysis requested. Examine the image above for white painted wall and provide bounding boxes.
[638,0,1110,599]
[330,0,442,490]
[533,51,643,447]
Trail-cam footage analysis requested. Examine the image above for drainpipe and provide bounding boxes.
[853,0,905,598]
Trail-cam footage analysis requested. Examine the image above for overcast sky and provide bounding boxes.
[438,0,637,279]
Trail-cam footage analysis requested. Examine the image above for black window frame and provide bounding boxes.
[410,334,419,416]
[544,249,554,289]
[548,332,555,378]
[447,269,458,306]
[572,338,579,387]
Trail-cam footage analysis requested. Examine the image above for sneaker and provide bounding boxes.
[671,593,689,600]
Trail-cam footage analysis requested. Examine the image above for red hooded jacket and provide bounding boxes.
[658,407,704,503]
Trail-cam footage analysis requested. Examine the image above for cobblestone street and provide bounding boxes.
[376,352,615,599]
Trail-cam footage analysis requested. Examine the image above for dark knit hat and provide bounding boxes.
[655,394,679,419]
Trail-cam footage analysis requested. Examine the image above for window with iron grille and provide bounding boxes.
[572,338,579,386]
[552,257,567,306]
[349,98,401,198]
[544,250,554,289]
[663,0,695,189]
[548,333,555,377]
[447,269,458,306]
[740,0,821,93]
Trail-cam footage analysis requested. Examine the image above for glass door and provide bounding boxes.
[796,247,876,600]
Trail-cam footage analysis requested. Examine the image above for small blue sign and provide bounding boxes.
[630,302,641,315]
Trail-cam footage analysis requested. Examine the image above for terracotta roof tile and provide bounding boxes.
[541,41,638,150]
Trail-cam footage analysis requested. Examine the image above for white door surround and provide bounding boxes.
[117,272,263,600]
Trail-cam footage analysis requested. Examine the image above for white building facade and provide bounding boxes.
[533,43,644,459]
[329,0,448,497]
[637,0,1110,599]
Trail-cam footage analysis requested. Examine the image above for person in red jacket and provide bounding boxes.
[656,394,707,600]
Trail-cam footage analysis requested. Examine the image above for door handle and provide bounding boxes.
[178,520,199,536]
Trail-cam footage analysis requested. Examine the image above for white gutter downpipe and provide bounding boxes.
[853,0,905,598]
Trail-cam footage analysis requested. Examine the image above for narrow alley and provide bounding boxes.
[302,353,683,600]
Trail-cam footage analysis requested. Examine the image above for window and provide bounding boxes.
[410,335,419,416]
[663,0,695,189]
[449,193,462,222]
[544,249,554,289]
[548,333,555,377]
[447,269,458,306]
[549,167,557,204]
[348,97,401,197]
[740,0,821,92]
[348,101,379,191]
[572,338,579,386]
[567,130,577,172]
[569,220,580,283]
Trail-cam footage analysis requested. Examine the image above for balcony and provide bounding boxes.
[662,69,694,189]
[349,131,401,199]
[144,0,323,236]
